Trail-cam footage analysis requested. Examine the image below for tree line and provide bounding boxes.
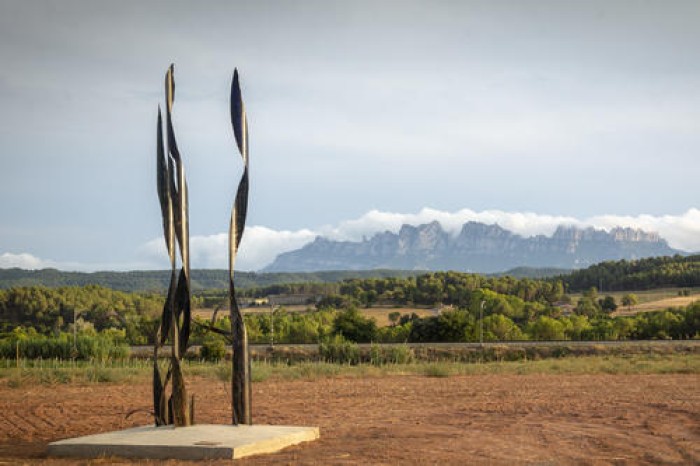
[0,268,423,292]
[558,255,700,292]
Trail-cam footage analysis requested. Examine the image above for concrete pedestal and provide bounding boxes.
[48,424,320,460]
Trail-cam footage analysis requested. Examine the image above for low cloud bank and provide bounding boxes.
[0,252,57,270]
[139,226,317,271]
[320,208,700,253]
[4,208,700,272]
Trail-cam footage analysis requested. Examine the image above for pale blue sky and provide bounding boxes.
[1,0,699,271]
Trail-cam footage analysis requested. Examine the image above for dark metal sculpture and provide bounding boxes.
[229,69,252,425]
[153,64,193,427]
[151,66,251,427]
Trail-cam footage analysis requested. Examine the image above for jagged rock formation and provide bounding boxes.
[263,221,681,273]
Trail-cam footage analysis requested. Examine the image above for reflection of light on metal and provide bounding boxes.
[229,69,252,425]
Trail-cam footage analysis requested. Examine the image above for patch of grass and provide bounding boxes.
[422,363,452,378]
[0,360,149,388]
[215,364,232,382]
[251,364,272,382]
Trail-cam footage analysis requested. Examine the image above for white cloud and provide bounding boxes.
[140,226,317,271]
[0,252,56,269]
[237,226,317,270]
[588,209,700,255]
[318,208,700,253]
[319,208,581,240]
[0,252,161,272]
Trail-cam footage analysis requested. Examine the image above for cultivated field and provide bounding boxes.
[1,356,698,465]
[570,287,700,315]
[615,295,699,316]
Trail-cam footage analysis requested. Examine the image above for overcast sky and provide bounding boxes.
[1,0,699,271]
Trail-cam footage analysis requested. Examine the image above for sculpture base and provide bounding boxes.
[47,424,320,460]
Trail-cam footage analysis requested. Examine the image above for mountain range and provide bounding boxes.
[263,221,682,273]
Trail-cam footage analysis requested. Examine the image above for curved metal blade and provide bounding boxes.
[230,69,248,161]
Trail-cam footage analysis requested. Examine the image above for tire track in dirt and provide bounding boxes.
[1,411,38,438]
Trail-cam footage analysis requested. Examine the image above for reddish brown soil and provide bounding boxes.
[0,373,698,465]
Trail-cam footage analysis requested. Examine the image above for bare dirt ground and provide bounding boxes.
[0,373,698,465]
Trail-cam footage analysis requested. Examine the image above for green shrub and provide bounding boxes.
[200,336,227,362]
[319,334,360,364]
[384,344,415,364]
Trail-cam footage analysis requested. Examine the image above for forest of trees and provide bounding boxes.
[558,255,700,292]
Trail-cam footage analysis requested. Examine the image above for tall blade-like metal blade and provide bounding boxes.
[175,267,191,355]
[230,281,252,425]
[229,69,252,425]
[167,157,183,257]
[230,69,247,161]
[230,169,249,259]
[153,347,164,425]
[178,171,189,278]
[157,108,176,267]
[170,356,189,426]
[159,269,177,346]
[156,108,168,231]
[165,64,178,161]
[165,65,186,265]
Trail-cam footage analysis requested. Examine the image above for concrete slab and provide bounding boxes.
[47,424,320,460]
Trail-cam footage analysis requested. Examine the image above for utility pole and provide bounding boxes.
[73,307,77,354]
[71,305,81,359]
[269,304,277,348]
[479,300,485,346]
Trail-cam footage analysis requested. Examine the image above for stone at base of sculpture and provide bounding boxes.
[48,424,320,460]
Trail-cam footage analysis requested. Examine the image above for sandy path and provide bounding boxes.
[0,373,698,465]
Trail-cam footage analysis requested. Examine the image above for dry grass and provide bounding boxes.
[615,295,699,315]
[571,287,698,304]
[2,353,697,389]
[568,287,700,315]
[359,306,438,326]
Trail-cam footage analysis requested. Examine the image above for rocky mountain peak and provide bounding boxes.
[263,221,680,273]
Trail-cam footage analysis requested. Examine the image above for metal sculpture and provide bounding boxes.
[152,65,252,427]
[229,69,252,425]
[153,64,193,427]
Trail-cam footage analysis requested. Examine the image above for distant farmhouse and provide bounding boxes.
[239,294,321,308]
